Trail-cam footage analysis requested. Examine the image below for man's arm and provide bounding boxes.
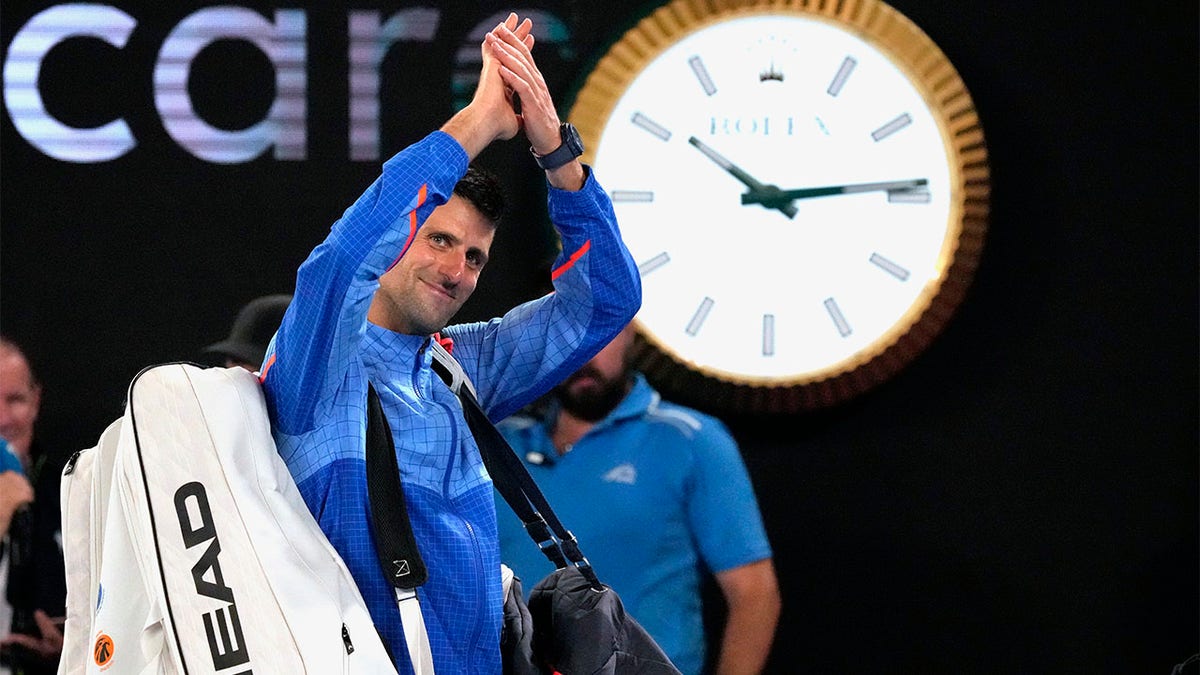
[263,15,537,434]
[713,558,782,675]
[682,415,779,674]
[441,19,640,419]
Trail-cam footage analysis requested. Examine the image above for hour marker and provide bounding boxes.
[611,190,654,202]
[685,297,715,336]
[824,298,852,337]
[762,314,776,356]
[888,187,931,203]
[826,56,857,97]
[869,253,911,281]
[688,56,717,96]
[637,252,670,277]
[871,113,912,141]
[631,112,671,141]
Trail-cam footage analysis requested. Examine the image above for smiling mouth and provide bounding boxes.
[422,279,456,300]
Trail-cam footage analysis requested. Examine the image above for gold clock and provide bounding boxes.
[569,0,990,413]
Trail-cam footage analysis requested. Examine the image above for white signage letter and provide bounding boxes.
[347,8,440,161]
[3,4,137,163]
[155,7,307,163]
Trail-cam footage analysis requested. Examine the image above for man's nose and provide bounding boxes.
[438,254,466,283]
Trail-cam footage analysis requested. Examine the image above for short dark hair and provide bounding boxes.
[453,166,505,226]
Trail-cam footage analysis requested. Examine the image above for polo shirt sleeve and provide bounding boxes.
[685,417,773,573]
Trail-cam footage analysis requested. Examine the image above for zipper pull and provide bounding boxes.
[342,623,355,654]
[63,449,85,475]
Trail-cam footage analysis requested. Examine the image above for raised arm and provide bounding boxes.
[262,14,540,434]
[441,21,641,418]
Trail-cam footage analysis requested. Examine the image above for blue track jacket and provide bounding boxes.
[261,131,640,674]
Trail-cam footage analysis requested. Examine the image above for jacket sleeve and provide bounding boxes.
[262,131,469,435]
[444,166,642,422]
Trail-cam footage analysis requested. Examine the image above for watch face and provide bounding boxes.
[563,123,584,156]
[571,2,988,409]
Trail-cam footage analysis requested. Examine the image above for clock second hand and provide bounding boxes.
[741,178,928,205]
[687,136,798,219]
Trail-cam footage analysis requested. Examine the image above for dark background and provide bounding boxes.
[2,1,1196,673]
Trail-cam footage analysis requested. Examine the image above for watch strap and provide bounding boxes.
[532,123,583,171]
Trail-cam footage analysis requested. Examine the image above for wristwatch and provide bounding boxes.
[531,123,584,170]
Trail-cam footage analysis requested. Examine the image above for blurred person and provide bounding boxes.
[0,338,66,675]
[0,438,33,670]
[202,293,292,372]
[496,324,781,675]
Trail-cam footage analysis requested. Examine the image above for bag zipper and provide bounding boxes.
[63,448,84,475]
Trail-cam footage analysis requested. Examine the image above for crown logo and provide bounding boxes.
[759,62,784,83]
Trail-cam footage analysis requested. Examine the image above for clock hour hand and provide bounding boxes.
[687,136,798,219]
[741,178,928,205]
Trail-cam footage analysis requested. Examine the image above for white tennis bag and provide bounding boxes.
[58,363,397,674]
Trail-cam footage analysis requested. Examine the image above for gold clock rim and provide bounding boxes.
[569,0,991,412]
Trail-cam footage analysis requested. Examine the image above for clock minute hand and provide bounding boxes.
[742,178,928,205]
[687,136,798,219]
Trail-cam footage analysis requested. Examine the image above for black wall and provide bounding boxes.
[2,1,1196,672]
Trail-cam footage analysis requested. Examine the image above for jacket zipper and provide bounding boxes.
[462,516,487,672]
[435,392,489,672]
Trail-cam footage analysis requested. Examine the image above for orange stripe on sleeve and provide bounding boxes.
[258,353,277,383]
[550,239,591,281]
[388,183,429,271]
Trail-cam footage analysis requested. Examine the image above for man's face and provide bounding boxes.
[372,195,495,335]
[556,326,636,422]
[0,347,40,463]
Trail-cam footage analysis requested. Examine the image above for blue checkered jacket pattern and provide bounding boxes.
[261,130,640,674]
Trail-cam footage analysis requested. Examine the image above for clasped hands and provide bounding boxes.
[456,13,581,189]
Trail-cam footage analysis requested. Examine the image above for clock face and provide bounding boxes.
[571,1,989,411]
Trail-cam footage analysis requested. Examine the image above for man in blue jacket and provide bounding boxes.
[260,13,640,674]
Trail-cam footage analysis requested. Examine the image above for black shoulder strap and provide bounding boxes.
[365,383,428,589]
[430,345,604,591]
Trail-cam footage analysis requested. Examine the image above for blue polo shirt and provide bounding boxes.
[495,375,772,675]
